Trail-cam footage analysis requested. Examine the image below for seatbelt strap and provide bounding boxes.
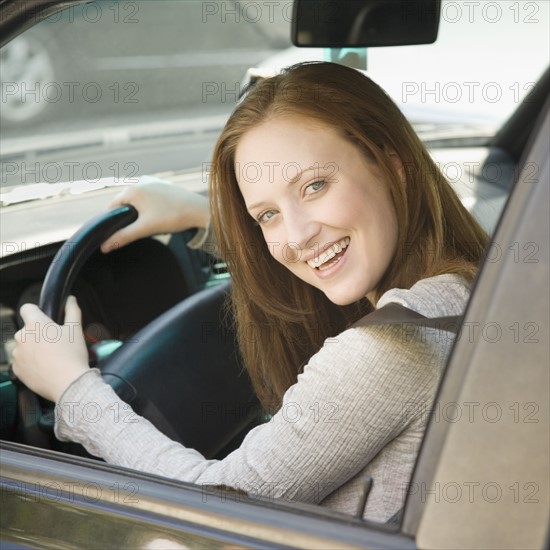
[353,302,462,333]
[353,302,462,521]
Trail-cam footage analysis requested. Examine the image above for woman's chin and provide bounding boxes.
[323,286,368,307]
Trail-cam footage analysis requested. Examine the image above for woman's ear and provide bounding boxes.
[388,152,406,184]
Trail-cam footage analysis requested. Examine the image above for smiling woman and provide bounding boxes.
[212,62,488,408]
[13,61,488,523]
[235,117,399,306]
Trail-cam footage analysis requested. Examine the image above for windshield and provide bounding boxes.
[0,0,548,193]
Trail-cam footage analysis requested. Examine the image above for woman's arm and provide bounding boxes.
[14,277,466,507]
[52,322,441,504]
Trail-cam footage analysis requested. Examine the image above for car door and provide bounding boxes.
[404,101,550,548]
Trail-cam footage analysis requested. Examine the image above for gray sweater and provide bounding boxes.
[55,273,470,522]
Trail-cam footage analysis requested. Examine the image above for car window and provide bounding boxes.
[1,0,548,191]
[0,1,548,539]
[252,1,548,138]
[0,0,292,189]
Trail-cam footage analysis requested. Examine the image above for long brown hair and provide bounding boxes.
[209,62,488,410]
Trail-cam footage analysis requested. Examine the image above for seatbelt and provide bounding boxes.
[352,302,462,333]
[353,302,463,521]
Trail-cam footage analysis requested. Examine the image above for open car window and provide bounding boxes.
[0,1,549,548]
[1,1,547,194]
[1,1,291,191]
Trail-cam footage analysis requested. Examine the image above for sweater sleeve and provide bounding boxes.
[55,323,440,504]
[185,223,221,259]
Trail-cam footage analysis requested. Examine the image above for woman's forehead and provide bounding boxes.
[235,117,350,163]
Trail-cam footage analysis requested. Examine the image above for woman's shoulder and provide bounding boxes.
[321,275,469,362]
[318,274,470,368]
[294,276,468,412]
[307,274,470,382]
[377,273,471,318]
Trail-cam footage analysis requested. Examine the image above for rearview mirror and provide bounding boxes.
[291,0,441,47]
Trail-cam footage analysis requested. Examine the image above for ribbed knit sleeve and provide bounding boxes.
[55,274,470,521]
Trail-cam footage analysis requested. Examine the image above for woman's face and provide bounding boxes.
[235,117,399,305]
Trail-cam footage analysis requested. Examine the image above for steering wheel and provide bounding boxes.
[39,205,139,324]
[22,207,259,458]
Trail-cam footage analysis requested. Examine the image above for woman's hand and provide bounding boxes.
[101,180,210,253]
[12,296,90,403]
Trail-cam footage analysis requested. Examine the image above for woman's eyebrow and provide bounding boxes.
[246,166,320,212]
[285,165,319,184]
[246,201,266,213]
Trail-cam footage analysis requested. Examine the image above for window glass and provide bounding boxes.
[0,0,292,188]
[1,0,548,189]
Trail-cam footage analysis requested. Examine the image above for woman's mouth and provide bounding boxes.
[307,237,350,271]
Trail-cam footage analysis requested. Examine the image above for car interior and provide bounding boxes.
[0,0,548,543]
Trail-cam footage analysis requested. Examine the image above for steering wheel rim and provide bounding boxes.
[10,206,138,447]
[29,205,258,458]
[39,205,138,324]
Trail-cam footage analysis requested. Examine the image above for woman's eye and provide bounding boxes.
[257,210,277,224]
[305,180,326,195]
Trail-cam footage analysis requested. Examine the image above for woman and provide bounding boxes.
[13,62,488,522]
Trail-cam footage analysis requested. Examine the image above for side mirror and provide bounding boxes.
[291,0,441,47]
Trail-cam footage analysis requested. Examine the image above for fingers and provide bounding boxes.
[100,226,135,253]
[13,328,23,344]
[102,181,192,253]
[18,298,81,329]
[102,188,143,253]
[64,296,82,326]
[12,295,91,402]
[106,188,131,210]
[19,303,49,325]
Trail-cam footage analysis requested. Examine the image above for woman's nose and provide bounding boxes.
[283,209,321,262]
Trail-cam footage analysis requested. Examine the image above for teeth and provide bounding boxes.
[307,238,350,269]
